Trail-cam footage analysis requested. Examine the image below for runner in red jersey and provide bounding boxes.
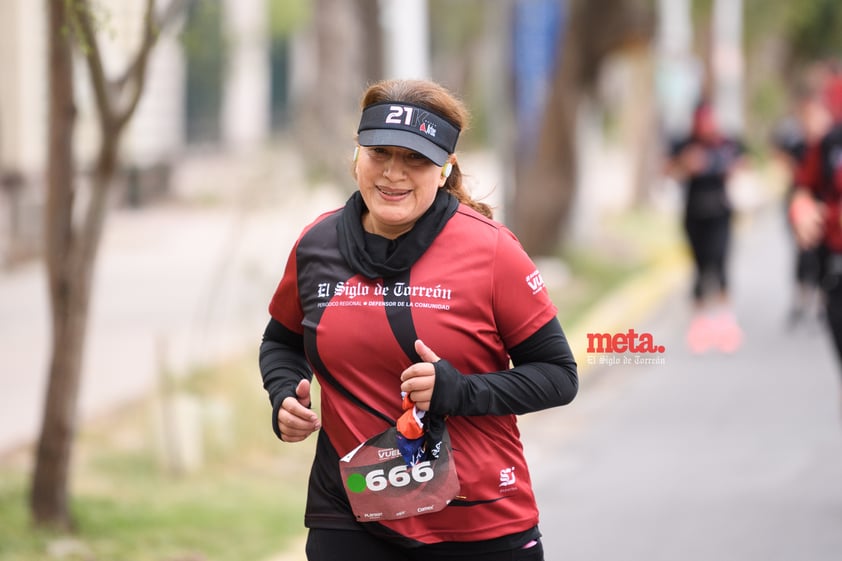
[773,72,834,328]
[790,67,842,385]
[259,79,578,560]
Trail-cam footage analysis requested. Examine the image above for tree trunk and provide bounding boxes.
[510,0,652,256]
[31,0,80,529]
[296,0,365,188]
[31,0,180,529]
[510,1,582,257]
[627,46,658,206]
[356,0,383,83]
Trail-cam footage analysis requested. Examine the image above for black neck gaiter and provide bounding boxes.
[337,189,459,279]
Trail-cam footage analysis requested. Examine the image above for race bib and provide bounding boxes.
[339,426,460,522]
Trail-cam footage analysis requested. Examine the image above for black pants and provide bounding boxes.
[305,529,544,561]
[684,214,731,302]
[796,246,822,286]
[823,252,842,369]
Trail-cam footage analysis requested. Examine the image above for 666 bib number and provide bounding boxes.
[339,427,459,521]
[347,461,433,493]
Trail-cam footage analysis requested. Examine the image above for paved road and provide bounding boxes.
[522,204,842,560]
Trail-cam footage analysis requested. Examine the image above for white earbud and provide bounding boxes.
[442,162,453,179]
[353,146,360,163]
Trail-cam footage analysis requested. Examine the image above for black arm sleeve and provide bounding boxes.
[259,317,312,440]
[429,317,578,416]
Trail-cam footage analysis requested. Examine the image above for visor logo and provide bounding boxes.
[420,122,437,137]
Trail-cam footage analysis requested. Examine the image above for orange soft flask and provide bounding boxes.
[396,392,427,466]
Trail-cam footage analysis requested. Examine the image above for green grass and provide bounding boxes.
[0,475,299,561]
[0,478,302,560]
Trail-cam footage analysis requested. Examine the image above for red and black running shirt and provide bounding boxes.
[797,125,842,252]
[268,202,565,544]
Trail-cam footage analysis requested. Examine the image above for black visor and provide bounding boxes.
[357,102,460,166]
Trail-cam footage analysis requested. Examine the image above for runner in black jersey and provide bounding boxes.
[259,79,578,560]
[665,100,746,354]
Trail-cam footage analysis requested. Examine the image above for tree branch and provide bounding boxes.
[112,0,157,132]
[69,0,115,130]
[114,0,197,131]
[75,0,194,275]
[72,0,194,134]
[114,0,195,91]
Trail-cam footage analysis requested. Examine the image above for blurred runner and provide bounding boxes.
[665,100,747,354]
[790,61,842,412]
[772,73,832,329]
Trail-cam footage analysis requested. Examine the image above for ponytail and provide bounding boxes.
[443,162,493,219]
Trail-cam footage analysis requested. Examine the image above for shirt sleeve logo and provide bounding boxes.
[525,270,546,295]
